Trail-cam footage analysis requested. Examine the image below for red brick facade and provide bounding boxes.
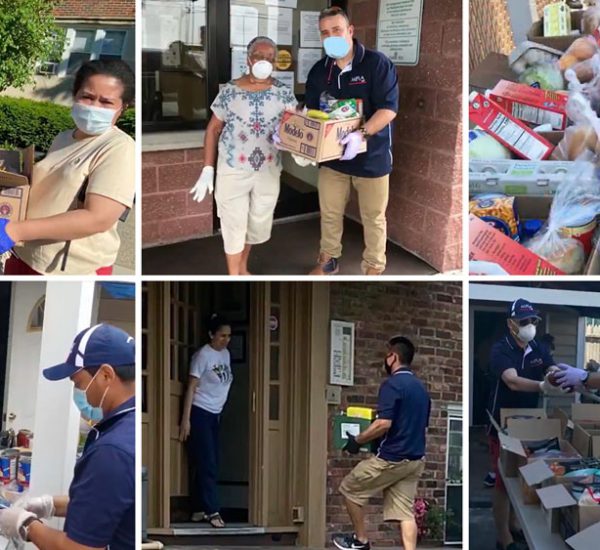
[327,282,463,545]
[142,149,213,246]
[54,0,135,19]
[347,0,463,273]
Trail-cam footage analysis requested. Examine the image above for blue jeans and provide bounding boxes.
[189,405,220,515]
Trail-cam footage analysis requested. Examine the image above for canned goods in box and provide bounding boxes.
[17,452,31,489]
[561,217,597,256]
[0,450,18,485]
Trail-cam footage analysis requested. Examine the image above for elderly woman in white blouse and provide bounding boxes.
[190,36,297,275]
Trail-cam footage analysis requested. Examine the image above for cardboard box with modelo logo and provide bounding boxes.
[277,111,367,163]
[0,146,34,222]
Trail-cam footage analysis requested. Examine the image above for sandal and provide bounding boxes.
[207,512,225,528]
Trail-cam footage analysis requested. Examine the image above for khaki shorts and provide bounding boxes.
[339,456,425,522]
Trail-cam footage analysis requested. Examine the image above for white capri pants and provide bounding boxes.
[215,163,281,255]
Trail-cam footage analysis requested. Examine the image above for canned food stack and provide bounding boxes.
[0,429,33,495]
[469,2,600,275]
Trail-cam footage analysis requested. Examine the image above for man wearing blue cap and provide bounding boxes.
[0,324,135,549]
[487,299,563,550]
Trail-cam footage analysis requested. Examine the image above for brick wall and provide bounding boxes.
[142,149,213,246]
[54,0,135,19]
[327,282,463,545]
[347,0,462,273]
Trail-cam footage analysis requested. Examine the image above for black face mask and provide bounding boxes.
[383,353,395,375]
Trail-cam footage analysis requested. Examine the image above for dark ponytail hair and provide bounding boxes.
[208,313,230,337]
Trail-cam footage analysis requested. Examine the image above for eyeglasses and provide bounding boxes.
[517,317,540,327]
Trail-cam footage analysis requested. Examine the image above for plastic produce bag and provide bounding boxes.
[551,90,600,161]
[519,62,565,90]
[565,53,600,110]
[526,160,600,273]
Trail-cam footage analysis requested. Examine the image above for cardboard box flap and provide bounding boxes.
[21,145,34,179]
[566,519,600,550]
[536,484,577,510]
[519,460,555,486]
[0,146,34,187]
[500,408,546,428]
[571,404,600,422]
[498,431,527,458]
[469,53,519,92]
[506,418,562,440]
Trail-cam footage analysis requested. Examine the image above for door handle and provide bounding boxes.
[252,392,256,413]
[8,413,16,421]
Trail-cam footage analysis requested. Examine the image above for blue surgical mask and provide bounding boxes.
[72,369,108,422]
[71,103,117,136]
[323,36,351,59]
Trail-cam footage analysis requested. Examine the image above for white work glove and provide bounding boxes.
[0,507,37,544]
[190,166,214,203]
[539,368,570,395]
[14,494,55,519]
[291,154,316,167]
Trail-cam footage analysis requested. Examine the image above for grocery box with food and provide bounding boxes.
[0,145,34,222]
[570,403,600,457]
[527,8,585,51]
[277,96,366,162]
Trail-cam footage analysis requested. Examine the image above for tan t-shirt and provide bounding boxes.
[15,126,135,274]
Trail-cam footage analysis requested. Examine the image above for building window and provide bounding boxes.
[27,297,45,332]
[67,30,95,74]
[100,31,128,61]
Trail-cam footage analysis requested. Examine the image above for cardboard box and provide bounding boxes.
[537,484,577,533]
[527,10,584,51]
[570,403,600,457]
[469,93,554,160]
[0,146,34,222]
[565,521,600,550]
[543,2,572,38]
[470,53,519,93]
[469,159,583,196]
[469,214,565,275]
[544,483,600,539]
[277,111,366,162]
[489,80,568,130]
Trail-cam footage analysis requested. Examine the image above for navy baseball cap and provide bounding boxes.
[508,299,541,321]
[43,324,135,381]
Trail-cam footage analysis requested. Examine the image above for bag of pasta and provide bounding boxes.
[469,194,520,241]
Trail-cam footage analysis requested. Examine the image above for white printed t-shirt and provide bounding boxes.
[190,344,233,414]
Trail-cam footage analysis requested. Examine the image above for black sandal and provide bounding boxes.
[207,512,225,528]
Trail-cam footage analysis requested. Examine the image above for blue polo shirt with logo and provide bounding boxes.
[305,39,399,178]
[375,370,431,461]
[487,334,555,436]
[64,396,135,549]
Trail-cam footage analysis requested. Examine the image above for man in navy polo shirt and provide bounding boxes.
[334,336,430,550]
[487,299,562,550]
[302,7,399,276]
[0,324,135,549]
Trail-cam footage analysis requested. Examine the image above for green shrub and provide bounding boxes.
[0,96,135,153]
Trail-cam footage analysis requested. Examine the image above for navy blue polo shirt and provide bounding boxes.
[64,396,135,549]
[487,334,555,436]
[305,39,399,178]
[376,369,431,461]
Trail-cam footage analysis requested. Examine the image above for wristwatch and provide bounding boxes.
[359,126,371,139]
[21,516,41,542]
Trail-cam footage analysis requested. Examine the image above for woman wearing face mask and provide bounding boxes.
[0,59,135,275]
[190,36,297,275]
[179,314,233,528]
[485,299,561,550]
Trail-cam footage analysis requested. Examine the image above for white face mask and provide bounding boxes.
[518,323,537,343]
[251,60,273,80]
[71,103,117,135]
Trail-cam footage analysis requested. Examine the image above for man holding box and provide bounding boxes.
[336,336,430,550]
[487,299,566,550]
[302,7,398,275]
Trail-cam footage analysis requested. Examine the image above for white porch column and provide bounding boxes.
[30,281,96,500]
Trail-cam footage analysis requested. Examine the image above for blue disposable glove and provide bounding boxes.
[339,131,364,161]
[0,219,15,254]
[554,363,588,390]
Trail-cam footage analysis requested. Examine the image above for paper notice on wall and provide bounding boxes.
[298,48,322,83]
[377,0,424,66]
[300,11,321,48]
[266,0,297,8]
[267,7,293,45]
[231,47,248,80]
[230,5,259,47]
[272,70,294,91]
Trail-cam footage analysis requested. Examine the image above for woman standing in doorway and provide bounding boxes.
[179,314,233,528]
[189,36,297,275]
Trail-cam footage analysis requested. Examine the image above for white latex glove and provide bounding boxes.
[291,154,316,167]
[190,166,214,203]
[539,370,570,395]
[14,494,55,519]
[0,507,36,543]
